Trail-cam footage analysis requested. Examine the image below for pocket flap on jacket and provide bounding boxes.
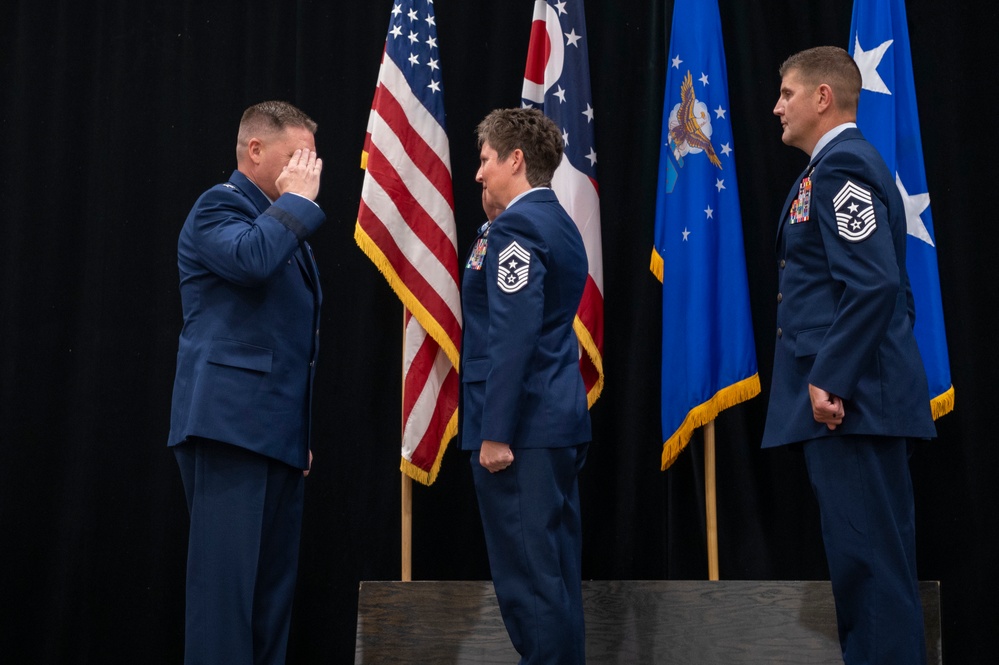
[794,327,829,358]
[207,339,273,373]
[461,356,490,382]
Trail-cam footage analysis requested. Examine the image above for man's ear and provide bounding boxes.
[246,137,263,164]
[815,83,835,114]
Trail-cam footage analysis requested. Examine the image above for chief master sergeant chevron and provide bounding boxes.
[764,47,935,665]
[460,107,591,665]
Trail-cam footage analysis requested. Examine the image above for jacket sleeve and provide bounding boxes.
[808,153,900,399]
[479,208,548,443]
[184,187,325,287]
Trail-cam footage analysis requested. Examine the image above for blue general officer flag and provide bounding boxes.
[651,0,759,470]
[850,0,954,418]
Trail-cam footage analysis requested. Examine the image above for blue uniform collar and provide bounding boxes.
[810,123,857,163]
[507,186,550,209]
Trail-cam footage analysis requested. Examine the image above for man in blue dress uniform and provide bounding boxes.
[168,101,325,665]
[765,47,936,664]
[460,107,591,664]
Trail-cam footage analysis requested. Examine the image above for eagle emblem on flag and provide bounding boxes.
[663,71,723,195]
[669,71,723,169]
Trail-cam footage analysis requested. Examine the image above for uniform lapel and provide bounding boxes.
[296,242,320,297]
[774,129,862,251]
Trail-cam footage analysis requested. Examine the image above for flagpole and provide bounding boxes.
[401,473,412,581]
[705,420,719,581]
[401,309,413,582]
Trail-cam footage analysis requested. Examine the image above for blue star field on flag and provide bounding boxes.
[385,0,446,128]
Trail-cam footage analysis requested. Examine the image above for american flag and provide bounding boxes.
[355,0,461,486]
[521,0,605,405]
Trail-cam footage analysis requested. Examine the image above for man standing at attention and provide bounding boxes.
[765,47,936,664]
[460,107,591,665]
[168,100,324,665]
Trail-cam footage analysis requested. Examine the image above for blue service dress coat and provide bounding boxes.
[460,187,591,664]
[762,128,936,448]
[168,169,324,469]
[459,188,591,451]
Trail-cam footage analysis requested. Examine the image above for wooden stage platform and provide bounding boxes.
[355,579,941,663]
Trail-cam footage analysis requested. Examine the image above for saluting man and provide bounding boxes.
[764,47,936,665]
[460,107,591,665]
[168,100,324,665]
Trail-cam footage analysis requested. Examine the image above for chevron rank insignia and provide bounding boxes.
[497,241,531,294]
[833,180,877,242]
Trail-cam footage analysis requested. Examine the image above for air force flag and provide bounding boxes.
[651,0,759,470]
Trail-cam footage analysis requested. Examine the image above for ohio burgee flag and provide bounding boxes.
[651,0,759,470]
[356,0,462,485]
[521,0,604,406]
[849,0,954,418]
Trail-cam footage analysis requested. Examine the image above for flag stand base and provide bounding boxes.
[355,579,941,663]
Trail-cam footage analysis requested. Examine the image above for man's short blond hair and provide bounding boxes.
[779,46,862,113]
[236,101,317,159]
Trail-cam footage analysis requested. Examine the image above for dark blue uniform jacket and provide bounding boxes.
[763,128,936,448]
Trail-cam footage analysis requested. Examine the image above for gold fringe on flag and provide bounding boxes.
[661,374,761,471]
[650,248,665,283]
[399,408,458,486]
[930,386,955,421]
[574,316,604,408]
[353,223,460,370]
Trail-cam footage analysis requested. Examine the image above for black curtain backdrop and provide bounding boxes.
[1,0,996,663]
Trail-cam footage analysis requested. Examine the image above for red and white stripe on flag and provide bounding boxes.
[356,1,460,486]
[522,0,604,405]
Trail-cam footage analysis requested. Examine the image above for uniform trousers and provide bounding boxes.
[175,438,305,665]
[802,435,926,665]
[471,444,588,665]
